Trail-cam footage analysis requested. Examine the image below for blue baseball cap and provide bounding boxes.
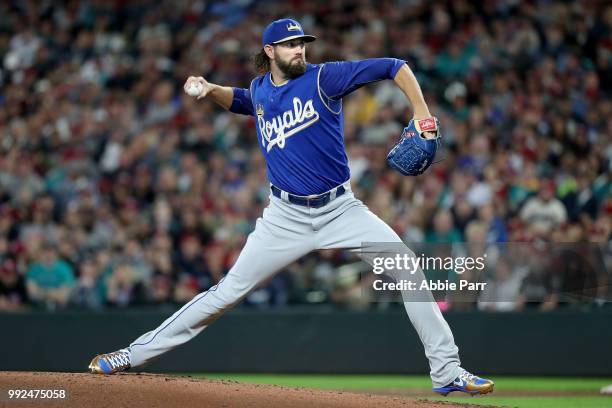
[262,18,316,47]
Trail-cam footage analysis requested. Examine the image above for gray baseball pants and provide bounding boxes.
[128,183,461,387]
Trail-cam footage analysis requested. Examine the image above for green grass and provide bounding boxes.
[185,374,612,408]
[426,396,612,408]
[194,373,432,389]
[191,374,612,391]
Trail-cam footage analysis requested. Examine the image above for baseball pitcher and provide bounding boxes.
[89,18,494,396]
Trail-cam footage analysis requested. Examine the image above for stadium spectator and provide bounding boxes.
[0,259,28,311]
[520,179,568,235]
[477,203,508,243]
[105,264,148,307]
[478,257,527,312]
[426,210,462,243]
[25,243,75,310]
[72,258,105,310]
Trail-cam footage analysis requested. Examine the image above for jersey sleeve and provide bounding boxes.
[229,87,255,116]
[318,58,406,100]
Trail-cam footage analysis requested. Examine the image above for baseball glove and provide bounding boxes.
[386,117,441,176]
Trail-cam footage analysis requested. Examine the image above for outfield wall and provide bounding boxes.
[1,308,610,375]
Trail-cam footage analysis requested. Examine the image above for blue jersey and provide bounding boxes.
[230,58,405,195]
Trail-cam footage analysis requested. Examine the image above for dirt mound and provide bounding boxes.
[0,372,484,408]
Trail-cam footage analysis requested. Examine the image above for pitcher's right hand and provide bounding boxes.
[184,76,213,100]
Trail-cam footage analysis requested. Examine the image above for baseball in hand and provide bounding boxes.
[186,82,203,97]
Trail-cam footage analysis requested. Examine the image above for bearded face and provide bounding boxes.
[275,52,307,78]
[271,39,307,79]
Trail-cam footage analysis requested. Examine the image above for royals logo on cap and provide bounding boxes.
[286,23,301,31]
[262,18,317,47]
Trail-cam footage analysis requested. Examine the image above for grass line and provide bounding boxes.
[180,374,612,408]
[425,396,612,408]
[186,374,612,392]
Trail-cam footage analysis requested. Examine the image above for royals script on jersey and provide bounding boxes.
[230,58,405,195]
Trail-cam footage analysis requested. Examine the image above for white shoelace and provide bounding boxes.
[458,369,478,383]
[105,349,131,369]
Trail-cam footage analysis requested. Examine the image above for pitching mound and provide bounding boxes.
[0,372,485,408]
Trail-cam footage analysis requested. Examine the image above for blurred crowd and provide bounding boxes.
[0,0,610,312]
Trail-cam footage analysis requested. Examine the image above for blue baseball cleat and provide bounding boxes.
[88,348,131,374]
[432,368,494,396]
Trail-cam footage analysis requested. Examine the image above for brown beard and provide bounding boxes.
[276,56,306,78]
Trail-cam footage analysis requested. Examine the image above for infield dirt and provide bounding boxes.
[0,372,492,408]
